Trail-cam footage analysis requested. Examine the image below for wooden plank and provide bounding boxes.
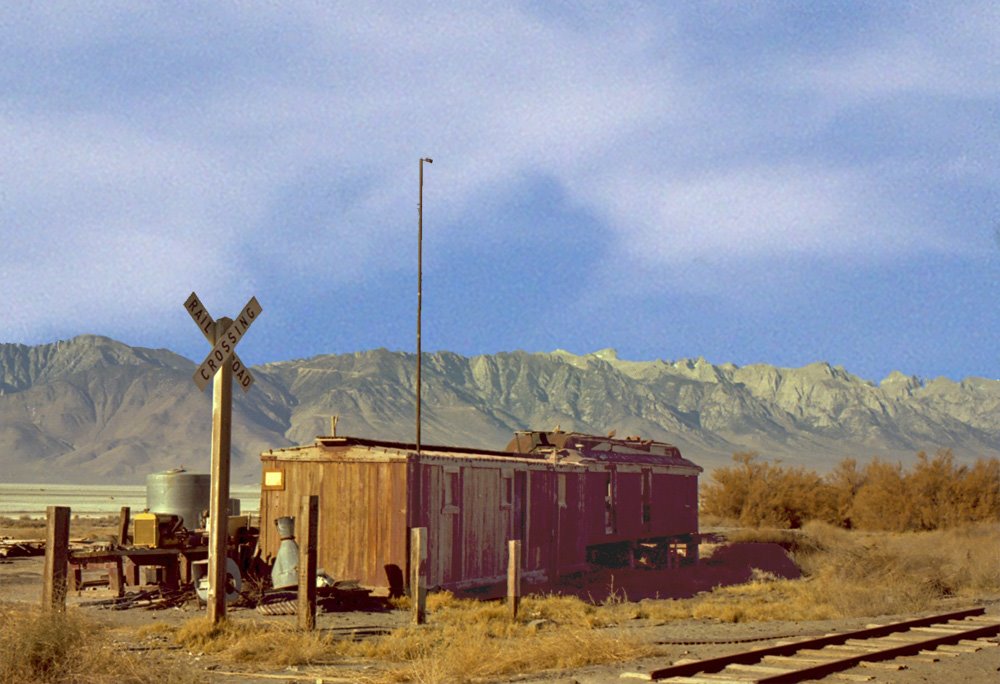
[117,506,131,547]
[508,539,521,620]
[411,527,427,624]
[42,505,70,610]
[297,495,318,631]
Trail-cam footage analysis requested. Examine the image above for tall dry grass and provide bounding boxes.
[125,521,1000,681]
[0,603,203,683]
[646,521,1000,622]
[170,592,655,683]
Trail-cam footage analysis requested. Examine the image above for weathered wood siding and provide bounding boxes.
[259,439,700,593]
[259,453,408,589]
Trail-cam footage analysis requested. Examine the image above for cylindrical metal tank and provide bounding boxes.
[145,469,211,531]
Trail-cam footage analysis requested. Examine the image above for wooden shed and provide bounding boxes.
[258,430,701,593]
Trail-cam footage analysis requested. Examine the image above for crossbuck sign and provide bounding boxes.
[184,291,262,625]
[185,293,262,392]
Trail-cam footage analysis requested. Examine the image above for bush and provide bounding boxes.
[701,450,1000,531]
[0,604,200,683]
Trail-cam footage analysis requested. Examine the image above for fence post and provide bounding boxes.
[298,495,319,630]
[508,539,521,620]
[117,506,130,547]
[42,506,71,610]
[410,527,427,624]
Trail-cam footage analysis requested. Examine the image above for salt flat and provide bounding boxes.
[0,482,260,518]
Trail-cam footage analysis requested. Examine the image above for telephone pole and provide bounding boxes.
[416,157,432,455]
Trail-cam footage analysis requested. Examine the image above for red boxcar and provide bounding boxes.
[258,429,701,593]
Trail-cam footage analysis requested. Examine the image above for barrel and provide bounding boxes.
[145,469,211,531]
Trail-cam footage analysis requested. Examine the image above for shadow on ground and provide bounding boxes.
[455,542,801,603]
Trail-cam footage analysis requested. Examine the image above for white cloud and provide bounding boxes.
[0,2,995,341]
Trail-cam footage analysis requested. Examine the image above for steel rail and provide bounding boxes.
[645,606,993,680]
[757,619,1000,682]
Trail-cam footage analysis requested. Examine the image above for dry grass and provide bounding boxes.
[0,603,204,683]
[175,616,342,667]
[0,514,120,541]
[168,593,656,683]
[162,523,999,680]
[352,594,655,683]
[19,521,993,682]
[671,520,1000,621]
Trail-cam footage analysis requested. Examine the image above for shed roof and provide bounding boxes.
[262,431,701,474]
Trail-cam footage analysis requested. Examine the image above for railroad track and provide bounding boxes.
[623,607,1000,682]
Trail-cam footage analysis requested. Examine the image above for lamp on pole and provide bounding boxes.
[417,157,432,456]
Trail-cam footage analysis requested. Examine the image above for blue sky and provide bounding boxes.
[2,2,998,383]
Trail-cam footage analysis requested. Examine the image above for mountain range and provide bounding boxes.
[1,335,997,484]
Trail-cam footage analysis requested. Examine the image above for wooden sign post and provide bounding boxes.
[185,293,262,624]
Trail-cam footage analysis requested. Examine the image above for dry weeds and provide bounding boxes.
[8,521,995,682]
[160,522,1000,680]
[0,603,204,683]
[0,514,120,541]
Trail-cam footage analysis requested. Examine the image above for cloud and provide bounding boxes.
[0,3,996,344]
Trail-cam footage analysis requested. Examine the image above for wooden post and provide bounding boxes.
[410,526,427,625]
[508,539,522,621]
[117,506,130,547]
[298,495,319,631]
[42,506,70,610]
[207,317,234,624]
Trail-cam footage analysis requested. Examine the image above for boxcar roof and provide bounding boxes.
[261,431,701,474]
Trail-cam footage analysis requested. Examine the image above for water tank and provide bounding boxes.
[146,469,211,531]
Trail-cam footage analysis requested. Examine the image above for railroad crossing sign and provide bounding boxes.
[185,293,262,392]
[183,291,262,625]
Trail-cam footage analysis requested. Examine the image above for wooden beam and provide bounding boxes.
[208,317,234,624]
[298,495,319,631]
[410,527,427,625]
[508,539,522,621]
[42,505,70,610]
[117,506,131,547]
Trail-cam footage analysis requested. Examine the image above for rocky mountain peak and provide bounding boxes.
[0,337,996,484]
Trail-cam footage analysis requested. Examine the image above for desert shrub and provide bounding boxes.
[700,452,830,529]
[702,450,1000,531]
[0,604,201,683]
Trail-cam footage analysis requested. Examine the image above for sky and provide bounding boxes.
[2,2,998,384]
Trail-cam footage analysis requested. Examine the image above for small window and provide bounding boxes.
[501,473,513,508]
[262,469,285,490]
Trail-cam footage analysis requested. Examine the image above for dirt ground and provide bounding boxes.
[2,547,999,683]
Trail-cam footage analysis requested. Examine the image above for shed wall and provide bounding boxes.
[259,456,408,589]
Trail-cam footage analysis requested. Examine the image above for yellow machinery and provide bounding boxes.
[132,512,183,548]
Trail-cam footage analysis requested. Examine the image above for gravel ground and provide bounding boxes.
[3,551,999,683]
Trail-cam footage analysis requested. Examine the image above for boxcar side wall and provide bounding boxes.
[259,444,700,592]
[413,459,591,590]
[259,455,409,589]
[581,466,699,549]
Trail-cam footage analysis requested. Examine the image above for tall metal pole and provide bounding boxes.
[417,157,432,455]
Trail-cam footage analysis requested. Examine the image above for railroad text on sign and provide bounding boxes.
[191,295,262,392]
[184,293,256,392]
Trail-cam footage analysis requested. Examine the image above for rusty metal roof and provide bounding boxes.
[504,430,702,471]
[263,430,701,473]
